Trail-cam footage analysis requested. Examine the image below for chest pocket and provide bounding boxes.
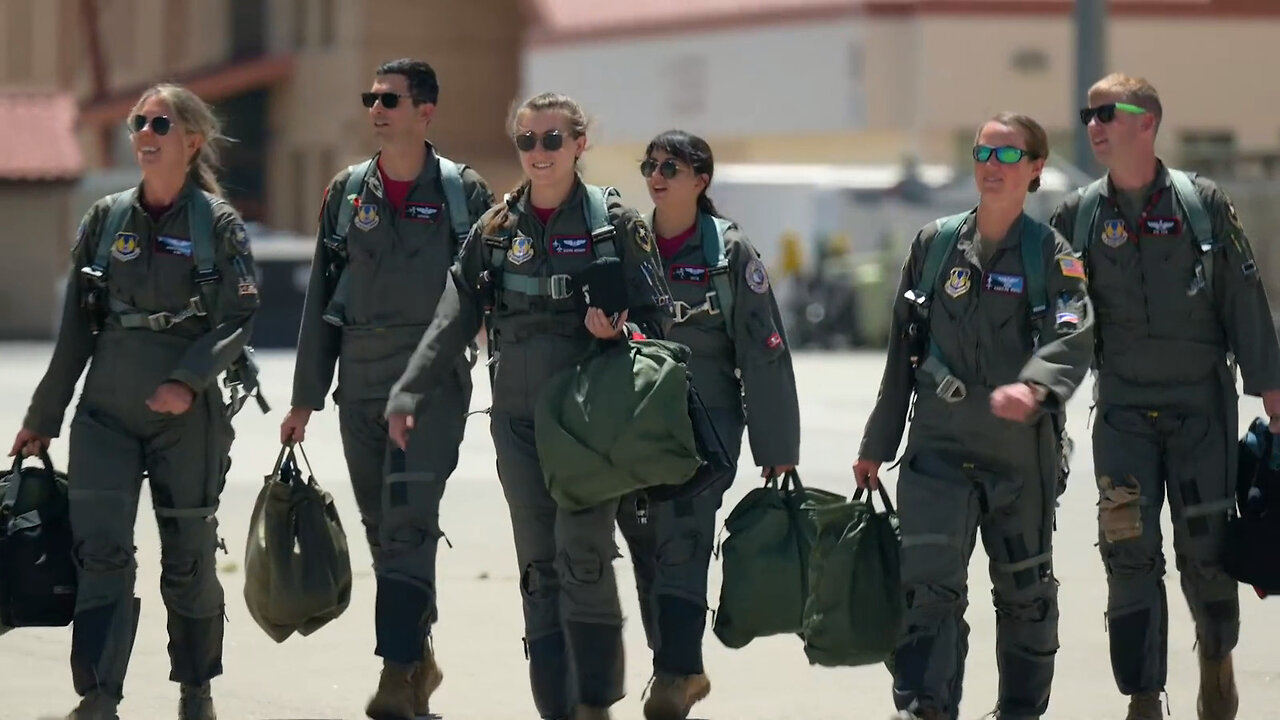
[150,235,197,311]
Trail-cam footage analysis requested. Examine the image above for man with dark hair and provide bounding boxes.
[1051,72,1280,720]
[281,58,494,720]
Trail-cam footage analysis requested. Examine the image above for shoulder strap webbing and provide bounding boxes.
[93,189,139,272]
[333,159,374,247]
[1167,169,1212,248]
[1071,179,1106,255]
[1020,215,1050,321]
[911,210,971,309]
[699,213,736,338]
[436,155,473,246]
[584,184,617,259]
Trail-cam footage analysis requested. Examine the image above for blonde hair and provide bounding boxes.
[129,83,229,197]
[484,92,591,235]
[978,112,1050,193]
[1089,73,1163,130]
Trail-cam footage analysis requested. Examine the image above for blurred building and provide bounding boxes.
[522,0,1280,203]
[0,0,526,234]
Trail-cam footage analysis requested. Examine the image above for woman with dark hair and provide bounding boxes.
[616,129,801,720]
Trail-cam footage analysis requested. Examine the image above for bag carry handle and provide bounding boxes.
[763,468,805,494]
[271,442,316,485]
[852,483,896,516]
[3,450,60,512]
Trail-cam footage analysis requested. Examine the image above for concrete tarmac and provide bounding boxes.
[1,344,1277,719]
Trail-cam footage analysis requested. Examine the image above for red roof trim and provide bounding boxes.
[0,92,84,181]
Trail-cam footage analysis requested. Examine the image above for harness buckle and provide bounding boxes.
[549,274,572,300]
[936,374,967,403]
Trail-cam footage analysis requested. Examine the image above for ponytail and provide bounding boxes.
[484,180,530,235]
[696,193,720,218]
[188,145,224,197]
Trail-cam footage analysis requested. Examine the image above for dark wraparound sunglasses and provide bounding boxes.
[1079,102,1146,126]
[972,144,1036,164]
[515,130,565,152]
[362,92,412,109]
[640,158,682,179]
[129,114,172,135]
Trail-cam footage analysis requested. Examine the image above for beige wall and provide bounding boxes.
[0,184,76,339]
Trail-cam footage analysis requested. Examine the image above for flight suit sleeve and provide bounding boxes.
[22,206,103,438]
[1205,182,1280,395]
[727,230,800,467]
[290,177,345,409]
[1017,231,1095,409]
[858,228,927,463]
[385,211,490,417]
[1047,196,1078,247]
[462,167,495,225]
[167,208,260,392]
[608,192,674,336]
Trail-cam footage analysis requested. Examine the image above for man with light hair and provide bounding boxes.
[1050,72,1280,720]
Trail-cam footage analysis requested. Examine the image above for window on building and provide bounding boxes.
[1180,130,1236,175]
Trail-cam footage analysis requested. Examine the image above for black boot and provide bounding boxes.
[565,621,625,708]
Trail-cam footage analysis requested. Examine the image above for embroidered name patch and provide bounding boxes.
[155,235,192,257]
[405,203,440,222]
[984,272,1024,294]
[1142,217,1181,236]
[670,265,708,284]
[550,235,591,255]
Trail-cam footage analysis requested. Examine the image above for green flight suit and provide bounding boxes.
[385,179,673,718]
[21,181,259,702]
[1048,161,1280,697]
[615,214,800,676]
[859,211,1094,720]
[291,144,492,664]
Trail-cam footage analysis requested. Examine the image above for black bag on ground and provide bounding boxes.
[244,443,352,642]
[0,452,76,630]
[1224,417,1280,595]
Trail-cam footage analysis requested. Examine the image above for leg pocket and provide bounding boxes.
[1098,474,1143,543]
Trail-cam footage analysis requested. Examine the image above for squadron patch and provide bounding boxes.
[111,232,140,262]
[230,222,250,254]
[238,278,258,296]
[1101,219,1128,248]
[156,235,193,257]
[354,202,379,231]
[507,235,535,265]
[550,235,592,255]
[633,219,654,254]
[670,265,708,284]
[765,332,784,350]
[745,257,770,294]
[405,203,440,222]
[944,267,971,298]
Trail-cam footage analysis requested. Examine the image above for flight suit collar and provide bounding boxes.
[1100,158,1171,198]
[517,175,587,220]
[132,177,202,214]
[364,141,442,197]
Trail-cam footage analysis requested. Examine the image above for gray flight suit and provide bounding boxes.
[615,215,801,676]
[1048,162,1280,697]
[291,144,492,665]
[386,180,674,718]
[22,181,259,702]
[859,213,1095,720]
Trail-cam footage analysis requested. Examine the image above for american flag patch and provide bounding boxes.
[1056,311,1079,325]
[1058,256,1086,279]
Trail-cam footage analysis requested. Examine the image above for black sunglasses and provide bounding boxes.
[129,114,172,136]
[514,130,565,152]
[1078,102,1146,126]
[361,92,412,109]
[640,158,682,179]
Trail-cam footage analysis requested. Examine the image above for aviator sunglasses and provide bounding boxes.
[972,144,1035,164]
[1079,102,1146,126]
[129,114,172,136]
[361,92,412,109]
[514,130,565,152]
[640,158,682,179]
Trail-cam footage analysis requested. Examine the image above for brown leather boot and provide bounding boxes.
[1126,691,1164,720]
[1197,652,1239,720]
[365,661,416,720]
[643,672,712,720]
[412,638,444,717]
[65,692,119,720]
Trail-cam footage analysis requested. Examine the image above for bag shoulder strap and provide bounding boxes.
[700,213,736,338]
[910,210,970,307]
[1071,178,1106,255]
[93,188,139,272]
[435,154,474,246]
[584,184,617,259]
[333,159,374,246]
[1019,215,1053,321]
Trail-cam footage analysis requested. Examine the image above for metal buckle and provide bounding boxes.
[671,301,694,323]
[1242,259,1259,278]
[704,291,721,315]
[146,313,174,331]
[549,274,572,300]
[936,375,967,403]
